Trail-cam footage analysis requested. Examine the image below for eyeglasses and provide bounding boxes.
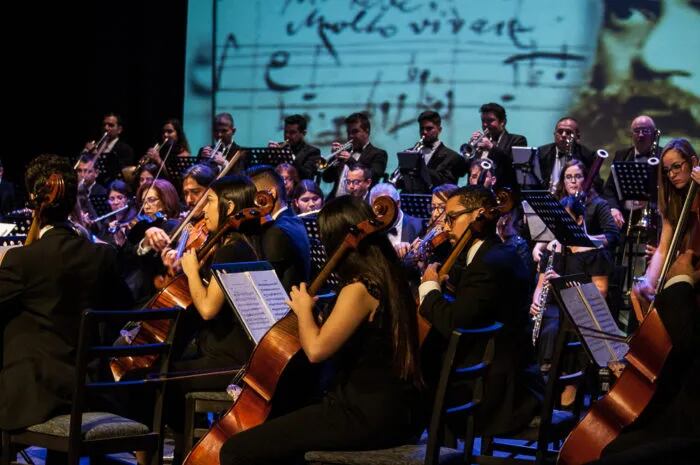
[431,204,446,214]
[344,179,366,186]
[444,208,475,227]
[143,196,161,205]
[631,127,654,136]
[662,161,687,176]
[564,174,584,181]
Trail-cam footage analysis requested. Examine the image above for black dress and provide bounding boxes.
[219,279,422,465]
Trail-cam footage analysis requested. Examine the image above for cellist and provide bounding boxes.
[219,195,424,465]
[159,175,264,464]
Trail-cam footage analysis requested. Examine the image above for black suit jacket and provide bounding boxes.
[537,142,595,190]
[292,141,322,181]
[97,139,135,185]
[419,235,542,435]
[322,143,388,199]
[261,208,311,291]
[399,143,465,194]
[0,225,132,429]
[0,180,16,216]
[488,131,527,190]
[401,212,424,243]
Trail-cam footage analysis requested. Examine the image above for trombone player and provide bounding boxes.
[321,112,387,199]
[396,110,463,194]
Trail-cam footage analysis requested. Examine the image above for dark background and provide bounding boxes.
[4,1,188,199]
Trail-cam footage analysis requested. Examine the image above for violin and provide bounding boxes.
[111,211,168,243]
[109,191,275,381]
[182,196,398,465]
[403,226,450,266]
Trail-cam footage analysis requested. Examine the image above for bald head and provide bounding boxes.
[630,115,657,154]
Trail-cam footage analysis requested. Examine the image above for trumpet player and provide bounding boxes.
[269,114,322,181]
[197,113,243,172]
[397,110,463,194]
[143,119,191,166]
[467,103,527,191]
[537,117,596,192]
[82,113,135,185]
[321,112,387,199]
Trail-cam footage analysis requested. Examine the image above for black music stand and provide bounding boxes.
[3,210,32,236]
[301,215,340,292]
[512,146,544,189]
[550,275,629,369]
[521,190,594,249]
[168,156,204,186]
[611,161,654,202]
[396,150,421,171]
[0,235,24,246]
[399,193,432,220]
[244,147,295,167]
[88,194,112,218]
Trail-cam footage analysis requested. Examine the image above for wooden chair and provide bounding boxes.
[304,322,504,465]
[1,307,182,465]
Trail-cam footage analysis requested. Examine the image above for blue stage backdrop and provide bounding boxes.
[184,0,700,181]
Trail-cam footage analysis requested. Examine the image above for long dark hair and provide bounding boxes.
[164,118,191,154]
[318,196,421,386]
[658,138,697,227]
[209,175,262,256]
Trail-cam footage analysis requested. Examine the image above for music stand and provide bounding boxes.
[396,150,421,171]
[399,193,432,220]
[0,235,24,246]
[521,190,594,249]
[244,147,295,167]
[550,275,629,369]
[167,156,203,186]
[88,194,112,218]
[611,161,654,202]
[301,215,340,291]
[3,210,32,236]
[512,146,543,189]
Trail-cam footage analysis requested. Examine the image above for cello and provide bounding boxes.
[557,179,698,464]
[182,195,398,465]
[109,191,274,381]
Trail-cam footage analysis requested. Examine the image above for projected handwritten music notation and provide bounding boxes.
[202,0,597,152]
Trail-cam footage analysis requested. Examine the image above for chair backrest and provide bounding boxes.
[425,322,503,465]
[69,308,182,442]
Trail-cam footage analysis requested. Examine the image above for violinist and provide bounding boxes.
[419,186,542,436]
[162,176,262,463]
[219,195,423,465]
[637,138,700,302]
[248,165,310,291]
[0,154,132,431]
[98,180,137,246]
[369,183,423,258]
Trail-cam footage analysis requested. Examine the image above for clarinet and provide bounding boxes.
[532,252,555,345]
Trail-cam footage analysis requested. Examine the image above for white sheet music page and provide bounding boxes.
[218,272,276,343]
[248,269,290,322]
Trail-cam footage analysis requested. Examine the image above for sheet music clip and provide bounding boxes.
[521,190,594,248]
[549,275,629,368]
[611,161,655,202]
[512,146,543,190]
[245,147,295,167]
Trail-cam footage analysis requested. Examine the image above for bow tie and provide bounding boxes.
[388,227,398,236]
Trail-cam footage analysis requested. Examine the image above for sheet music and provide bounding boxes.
[560,283,629,368]
[217,268,290,343]
[0,223,16,236]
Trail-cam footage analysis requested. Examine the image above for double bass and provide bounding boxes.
[557,179,698,464]
[183,195,398,465]
[109,191,274,381]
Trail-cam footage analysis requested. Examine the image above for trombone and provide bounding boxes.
[316,140,353,171]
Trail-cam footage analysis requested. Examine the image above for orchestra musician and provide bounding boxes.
[83,113,135,185]
[247,165,311,291]
[537,117,596,192]
[419,186,543,436]
[530,160,619,380]
[369,183,423,259]
[164,176,263,463]
[466,103,527,191]
[275,162,299,199]
[219,195,423,465]
[322,112,387,199]
[637,138,700,302]
[468,158,498,188]
[0,154,132,430]
[602,115,659,229]
[396,110,464,194]
[269,114,322,181]
[98,180,137,246]
[342,164,373,203]
[143,118,192,167]
[291,179,323,215]
[198,113,243,173]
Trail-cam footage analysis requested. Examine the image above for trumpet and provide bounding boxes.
[388,136,425,185]
[459,128,490,159]
[317,140,353,170]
